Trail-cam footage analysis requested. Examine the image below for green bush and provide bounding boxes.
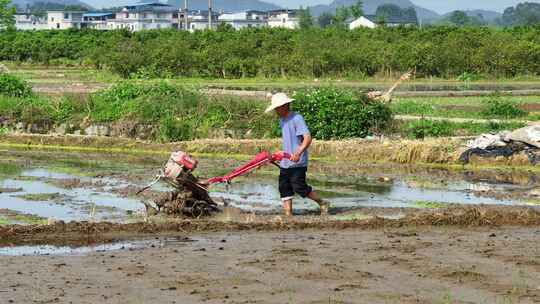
[391,100,434,116]
[89,81,274,141]
[481,94,528,119]
[402,119,525,138]
[456,71,480,82]
[89,81,197,123]
[292,88,393,139]
[0,73,32,97]
[405,119,454,139]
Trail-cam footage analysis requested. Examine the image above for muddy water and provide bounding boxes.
[0,237,198,256]
[0,147,538,224]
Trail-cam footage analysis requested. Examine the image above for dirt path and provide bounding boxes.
[204,89,540,100]
[1,226,539,304]
[28,84,540,98]
[31,83,109,95]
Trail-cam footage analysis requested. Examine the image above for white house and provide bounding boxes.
[267,9,299,29]
[188,10,218,32]
[111,2,178,31]
[349,15,418,29]
[218,10,267,30]
[47,10,85,29]
[349,16,377,29]
[82,12,116,30]
[14,13,47,30]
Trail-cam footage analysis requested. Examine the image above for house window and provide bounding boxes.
[64,13,69,19]
[56,23,60,29]
[282,18,286,23]
[143,13,147,18]
[51,17,54,22]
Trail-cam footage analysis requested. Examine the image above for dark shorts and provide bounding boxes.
[279,167,313,200]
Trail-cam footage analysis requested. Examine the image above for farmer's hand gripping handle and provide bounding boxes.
[271,151,291,162]
[204,151,291,185]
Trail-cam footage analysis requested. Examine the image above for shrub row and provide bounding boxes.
[0,78,392,141]
[3,26,540,78]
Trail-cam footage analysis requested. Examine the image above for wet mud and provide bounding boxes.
[1,226,539,303]
[1,205,539,246]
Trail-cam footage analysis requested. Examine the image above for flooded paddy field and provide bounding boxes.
[1,146,540,225]
[1,146,540,303]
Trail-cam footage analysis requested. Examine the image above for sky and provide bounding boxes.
[268,0,540,13]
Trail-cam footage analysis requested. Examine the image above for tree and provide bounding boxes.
[448,11,470,26]
[501,2,540,26]
[350,0,364,19]
[402,7,418,24]
[298,6,314,29]
[29,2,88,17]
[332,6,351,28]
[443,10,484,26]
[317,12,333,28]
[375,4,418,25]
[0,0,15,29]
[376,4,402,20]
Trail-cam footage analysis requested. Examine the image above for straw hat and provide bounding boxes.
[265,93,295,113]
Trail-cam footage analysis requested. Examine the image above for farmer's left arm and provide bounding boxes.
[291,116,312,162]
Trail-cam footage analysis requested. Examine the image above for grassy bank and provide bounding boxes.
[392,95,539,120]
[3,133,540,171]
[0,77,531,141]
[0,81,278,141]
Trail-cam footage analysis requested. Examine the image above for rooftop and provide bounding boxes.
[364,14,418,24]
[46,10,87,13]
[83,12,115,17]
[122,2,177,12]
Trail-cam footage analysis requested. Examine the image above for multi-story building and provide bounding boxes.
[82,12,116,30]
[111,2,178,31]
[29,4,309,32]
[267,9,299,29]
[187,10,219,32]
[218,10,267,30]
[14,13,47,30]
[47,10,85,29]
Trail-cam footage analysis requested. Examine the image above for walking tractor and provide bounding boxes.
[138,151,291,217]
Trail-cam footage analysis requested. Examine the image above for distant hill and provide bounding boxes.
[166,0,280,12]
[12,0,92,10]
[310,0,440,22]
[442,9,501,23]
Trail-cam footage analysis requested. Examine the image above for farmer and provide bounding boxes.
[265,93,330,216]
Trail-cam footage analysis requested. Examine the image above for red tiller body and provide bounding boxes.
[205,151,291,185]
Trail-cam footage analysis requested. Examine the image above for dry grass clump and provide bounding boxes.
[402,206,540,226]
